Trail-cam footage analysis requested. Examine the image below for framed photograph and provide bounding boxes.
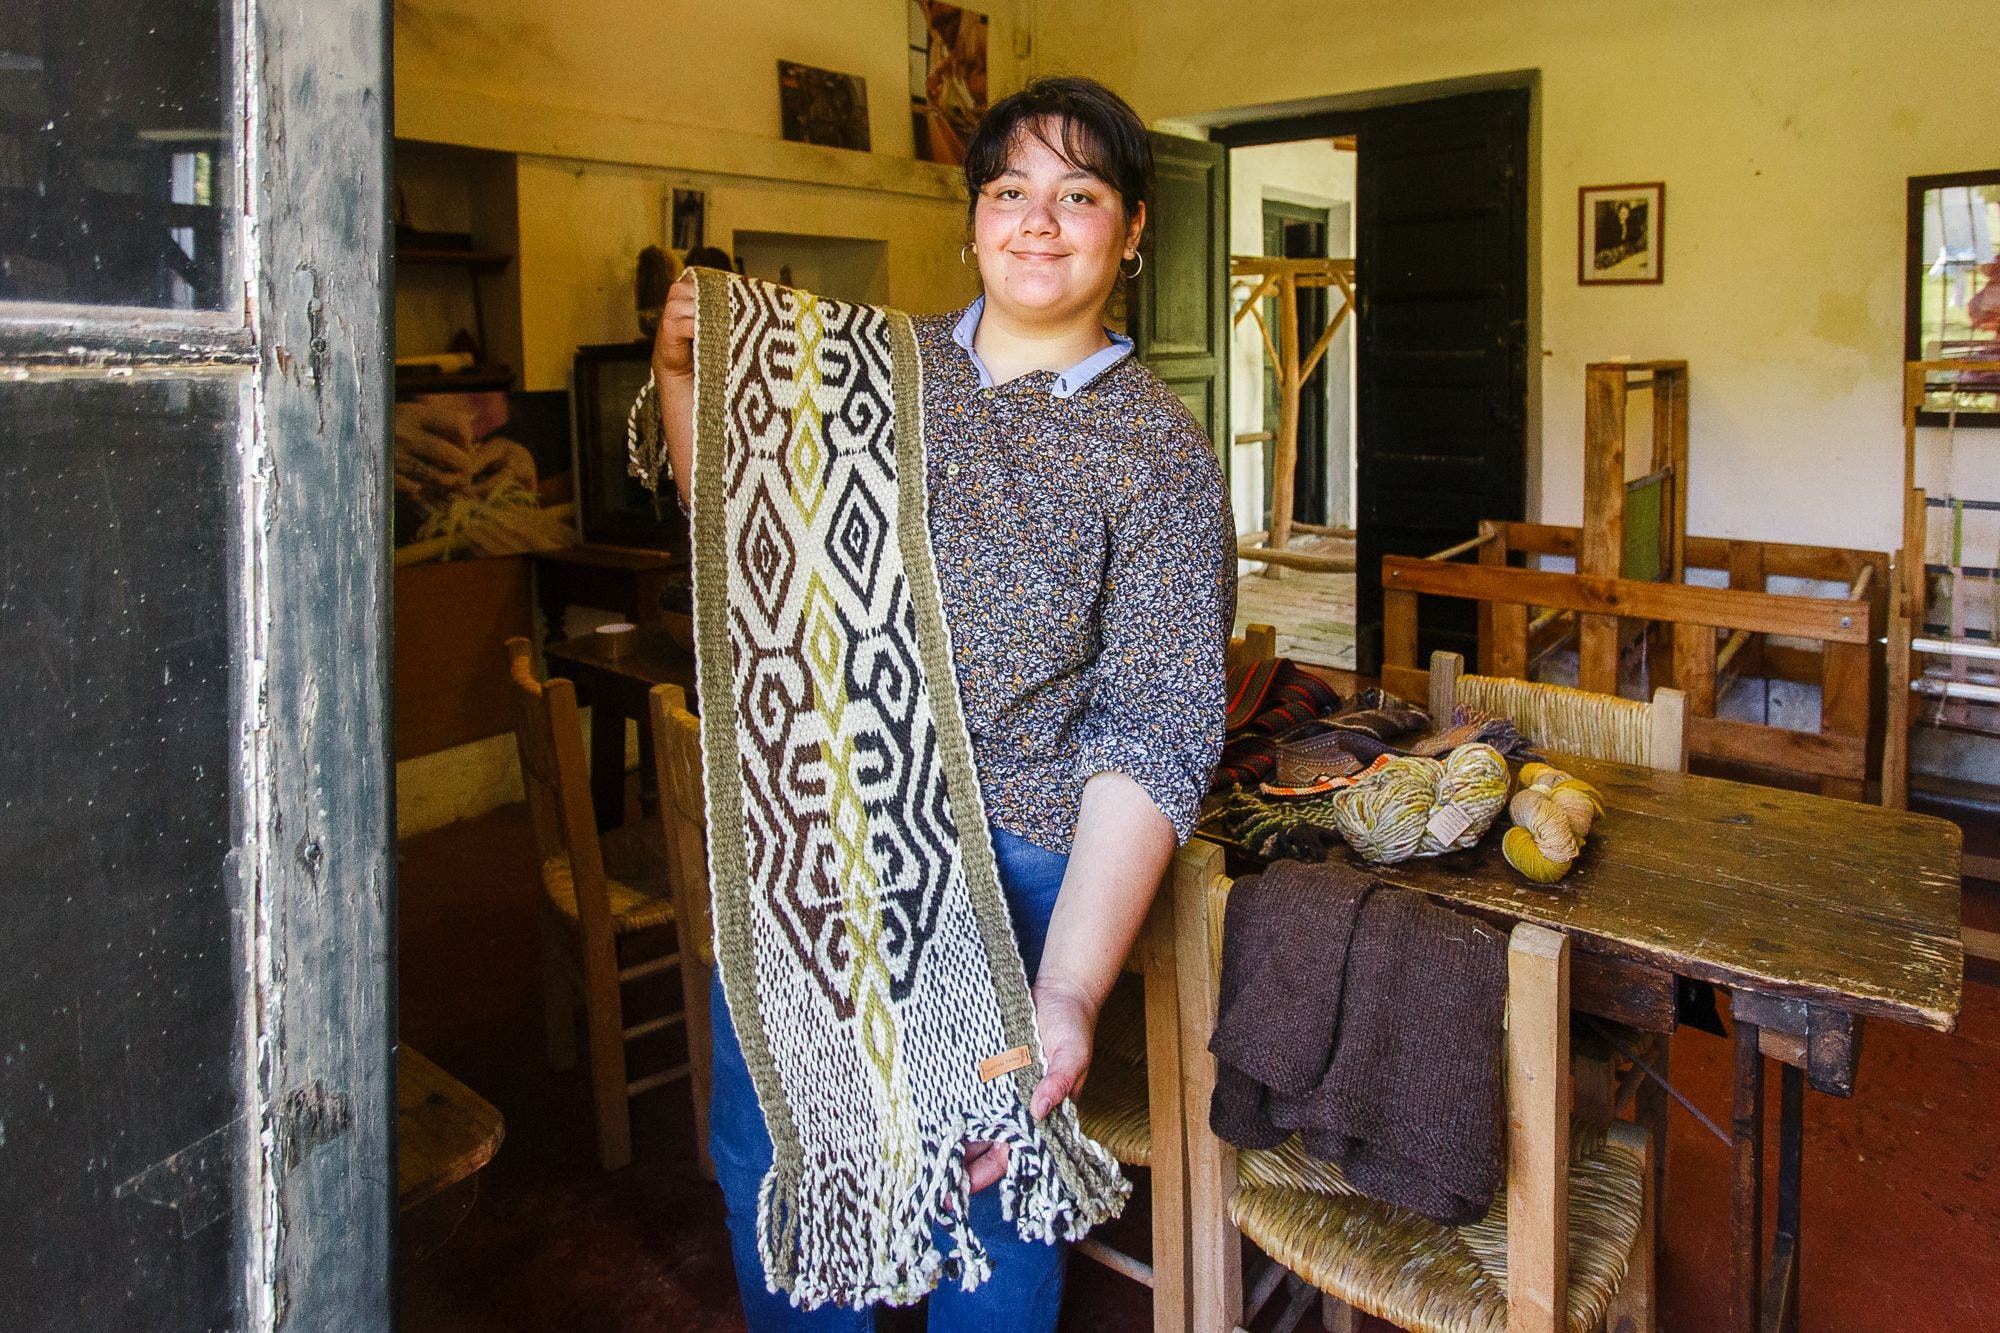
[778,61,871,152]
[908,1,988,165]
[670,188,706,252]
[570,343,689,552]
[1578,182,1664,285]
[1905,168,2000,425]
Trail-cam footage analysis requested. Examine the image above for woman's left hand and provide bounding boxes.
[964,976,1099,1195]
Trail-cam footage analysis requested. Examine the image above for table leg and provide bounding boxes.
[1762,1062,1804,1333]
[589,701,626,830]
[1730,1018,1765,1333]
[538,573,571,650]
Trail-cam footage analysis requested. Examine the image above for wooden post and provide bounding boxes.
[1581,365,1628,695]
[1478,520,1507,674]
[1671,621,1717,717]
[1649,687,1688,773]
[1884,484,1925,809]
[1820,620,1871,803]
[1384,584,1420,673]
[1269,271,1303,569]
[1491,601,1530,680]
[1726,542,1767,682]
[1506,923,1571,1333]
[1428,650,1465,724]
[1655,365,1690,582]
[1730,1018,1765,1333]
[1173,841,1241,1333]
[1140,887,1189,1333]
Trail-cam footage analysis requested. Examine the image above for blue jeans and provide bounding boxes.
[708,826,1071,1332]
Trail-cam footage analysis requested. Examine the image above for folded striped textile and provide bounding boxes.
[685,270,1127,1309]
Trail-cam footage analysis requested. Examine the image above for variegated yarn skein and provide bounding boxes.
[1502,761,1605,883]
[1330,743,1511,864]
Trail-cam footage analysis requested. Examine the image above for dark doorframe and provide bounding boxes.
[0,1,393,1325]
[1214,81,1534,673]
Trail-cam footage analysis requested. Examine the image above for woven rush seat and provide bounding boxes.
[538,857,674,933]
[1076,974,1151,1166]
[1231,1131,1646,1333]
[537,823,675,933]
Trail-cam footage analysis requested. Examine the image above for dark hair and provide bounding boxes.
[962,76,1152,225]
[682,244,734,271]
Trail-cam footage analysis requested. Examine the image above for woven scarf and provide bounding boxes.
[686,269,1128,1308]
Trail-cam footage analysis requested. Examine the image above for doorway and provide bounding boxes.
[1260,197,1339,530]
[1213,84,1532,674]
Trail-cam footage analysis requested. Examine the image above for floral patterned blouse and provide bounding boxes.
[917,301,1235,852]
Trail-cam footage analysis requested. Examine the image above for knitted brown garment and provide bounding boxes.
[1208,861,1508,1227]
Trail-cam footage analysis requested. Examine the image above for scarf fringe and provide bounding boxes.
[758,1099,1130,1310]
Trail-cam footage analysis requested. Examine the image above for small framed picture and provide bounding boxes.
[1578,182,1664,285]
[670,188,706,251]
[778,60,871,152]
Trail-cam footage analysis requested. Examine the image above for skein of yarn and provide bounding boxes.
[1331,743,1512,864]
[1502,763,1605,883]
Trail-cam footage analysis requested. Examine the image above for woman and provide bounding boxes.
[650,76,1235,1330]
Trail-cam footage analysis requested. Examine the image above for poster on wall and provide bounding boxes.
[908,1,988,165]
[778,60,871,152]
[1906,168,2000,422]
[1577,181,1664,285]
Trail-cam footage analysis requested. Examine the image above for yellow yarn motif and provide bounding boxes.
[1502,765,1604,883]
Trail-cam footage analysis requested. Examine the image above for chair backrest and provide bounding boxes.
[1164,839,1574,1332]
[1227,622,1278,675]
[648,682,713,969]
[503,636,614,940]
[1427,650,1687,772]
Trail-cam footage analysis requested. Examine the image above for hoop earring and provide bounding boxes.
[1121,252,1144,279]
[960,243,975,268]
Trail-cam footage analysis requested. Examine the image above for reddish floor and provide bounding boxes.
[397,793,2000,1332]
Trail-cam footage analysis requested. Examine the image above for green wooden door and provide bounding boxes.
[1133,132,1229,473]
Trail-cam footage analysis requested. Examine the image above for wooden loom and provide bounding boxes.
[1885,360,2000,834]
[1378,360,1890,801]
[1230,256,1358,573]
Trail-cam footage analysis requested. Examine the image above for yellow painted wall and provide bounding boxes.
[511,155,976,388]
[1032,0,2000,551]
[396,0,1017,388]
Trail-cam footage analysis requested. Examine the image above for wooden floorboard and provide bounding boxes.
[1235,556,1356,671]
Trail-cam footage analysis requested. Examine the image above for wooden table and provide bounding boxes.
[544,625,698,830]
[397,1047,504,1210]
[1229,754,1963,1333]
[532,542,686,647]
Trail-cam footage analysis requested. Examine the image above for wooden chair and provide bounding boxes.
[1064,623,1281,1328]
[648,682,716,1179]
[1425,650,1686,774]
[1426,649,1684,1247]
[504,636,686,1171]
[1165,840,1656,1333]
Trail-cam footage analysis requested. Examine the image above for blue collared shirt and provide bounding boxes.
[949,295,1135,399]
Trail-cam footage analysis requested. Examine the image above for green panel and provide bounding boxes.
[1134,132,1229,472]
[1623,475,1665,582]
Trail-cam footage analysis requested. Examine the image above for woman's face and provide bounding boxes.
[971,117,1146,328]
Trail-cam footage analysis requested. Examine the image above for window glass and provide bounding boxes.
[0,1,235,310]
[0,376,250,1326]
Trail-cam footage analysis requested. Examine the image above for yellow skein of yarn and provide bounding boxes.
[1502,763,1603,882]
[1331,743,1512,864]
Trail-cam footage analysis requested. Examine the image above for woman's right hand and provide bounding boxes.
[651,270,699,384]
